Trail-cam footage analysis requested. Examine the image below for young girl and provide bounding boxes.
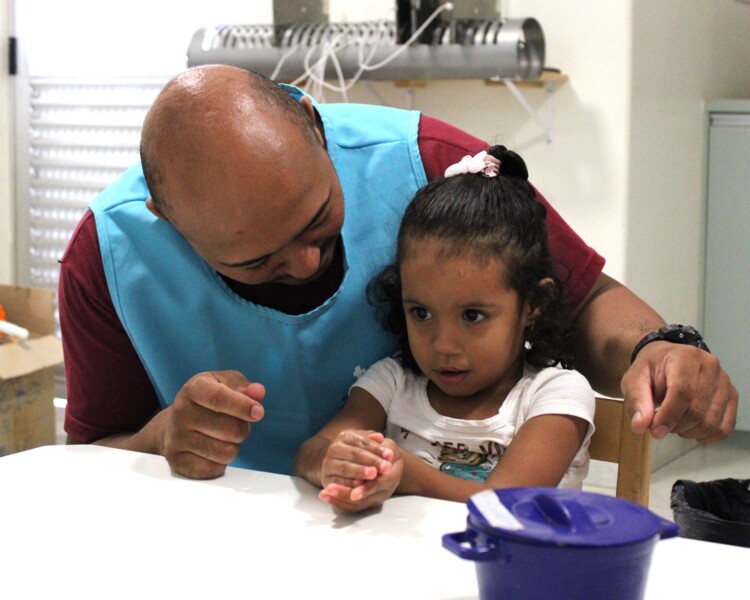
[294,146,595,512]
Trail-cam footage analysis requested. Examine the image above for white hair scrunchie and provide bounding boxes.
[444,150,501,178]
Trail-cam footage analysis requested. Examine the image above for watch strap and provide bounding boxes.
[630,324,710,363]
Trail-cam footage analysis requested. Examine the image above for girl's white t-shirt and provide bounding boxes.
[352,358,596,488]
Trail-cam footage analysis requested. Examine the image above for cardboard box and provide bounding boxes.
[0,285,64,457]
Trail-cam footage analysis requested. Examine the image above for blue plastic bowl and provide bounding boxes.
[442,488,679,600]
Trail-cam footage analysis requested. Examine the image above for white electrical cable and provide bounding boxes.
[296,32,350,100]
[357,1,454,72]
[294,32,358,97]
[348,2,452,87]
[326,38,349,101]
[272,2,455,101]
[297,17,396,96]
[269,43,302,81]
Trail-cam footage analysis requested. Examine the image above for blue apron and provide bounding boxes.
[91,95,426,474]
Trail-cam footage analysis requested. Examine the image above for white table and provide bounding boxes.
[0,446,747,599]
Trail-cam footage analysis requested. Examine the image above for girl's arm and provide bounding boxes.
[294,387,391,488]
[396,413,589,504]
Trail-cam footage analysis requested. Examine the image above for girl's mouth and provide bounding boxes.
[435,369,469,386]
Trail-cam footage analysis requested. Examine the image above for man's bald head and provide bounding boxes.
[140,65,320,217]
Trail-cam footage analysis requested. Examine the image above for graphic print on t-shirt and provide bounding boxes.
[436,441,505,482]
[398,426,506,482]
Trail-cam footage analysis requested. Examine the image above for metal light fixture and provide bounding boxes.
[186,1,545,83]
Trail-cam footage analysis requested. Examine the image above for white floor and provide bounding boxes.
[584,430,750,519]
[54,401,749,521]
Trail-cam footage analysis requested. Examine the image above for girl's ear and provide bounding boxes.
[525,277,555,325]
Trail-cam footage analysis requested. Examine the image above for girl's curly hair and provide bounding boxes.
[368,145,574,373]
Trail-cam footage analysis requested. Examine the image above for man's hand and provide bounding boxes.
[161,370,265,479]
[569,272,738,443]
[621,342,738,443]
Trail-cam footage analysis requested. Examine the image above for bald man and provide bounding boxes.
[59,65,737,479]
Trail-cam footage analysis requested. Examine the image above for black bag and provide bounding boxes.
[670,478,750,548]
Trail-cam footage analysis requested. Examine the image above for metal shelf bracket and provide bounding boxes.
[499,74,564,145]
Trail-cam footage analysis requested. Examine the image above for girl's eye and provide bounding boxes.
[410,307,432,321]
[463,309,486,323]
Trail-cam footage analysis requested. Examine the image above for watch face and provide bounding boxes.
[661,325,709,351]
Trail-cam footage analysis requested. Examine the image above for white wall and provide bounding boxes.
[349,0,635,281]
[628,0,750,323]
[16,1,269,77]
[7,0,750,326]
[0,0,13,284]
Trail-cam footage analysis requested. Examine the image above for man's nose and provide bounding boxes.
[284,243,321,280]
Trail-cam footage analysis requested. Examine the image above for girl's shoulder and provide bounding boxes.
[518,364,596,423]
[361,355,405,378]
[521,363,594,397]
[354,355,425,391]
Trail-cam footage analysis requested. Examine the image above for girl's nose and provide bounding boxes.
[432,324,461,356]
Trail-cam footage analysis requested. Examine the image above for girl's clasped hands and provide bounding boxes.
[318,431,402,511]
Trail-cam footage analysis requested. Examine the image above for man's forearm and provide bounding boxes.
[66,409,166,456]
[570,273,666,397]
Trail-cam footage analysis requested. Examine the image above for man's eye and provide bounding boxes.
[245,257,270,271]
[464,309,486,323]
[308,210,331,232]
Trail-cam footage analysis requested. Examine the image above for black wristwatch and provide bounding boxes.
[630,324,710,363]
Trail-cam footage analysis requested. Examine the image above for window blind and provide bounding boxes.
[21,77,167,334]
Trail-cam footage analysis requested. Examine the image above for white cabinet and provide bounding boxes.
[704,100,750,431]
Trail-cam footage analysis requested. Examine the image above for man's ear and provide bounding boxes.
[299,96,326,148]
[145,198,167,221]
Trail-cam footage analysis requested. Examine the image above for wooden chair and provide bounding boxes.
[588,396,653,506]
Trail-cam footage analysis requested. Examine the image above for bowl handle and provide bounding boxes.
[531,492,597,533]
[442,531,503,562]
[657,517,680,539]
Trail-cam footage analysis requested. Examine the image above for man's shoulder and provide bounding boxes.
[318,102,420,145]
[418,114,488,181]
[419,114,487,151]
[60,209,99,265]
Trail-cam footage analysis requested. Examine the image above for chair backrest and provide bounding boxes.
[588,397,653,506]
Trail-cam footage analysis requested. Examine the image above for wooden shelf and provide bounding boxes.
[392,71,568,89]
[485,71,568,88]
[390,71,568,145]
